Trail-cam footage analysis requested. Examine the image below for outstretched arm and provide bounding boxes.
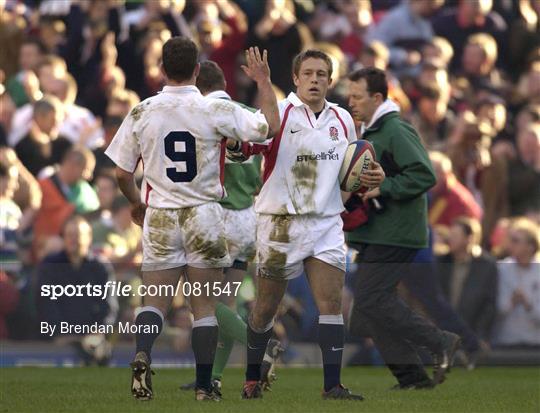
[241,47,280,138]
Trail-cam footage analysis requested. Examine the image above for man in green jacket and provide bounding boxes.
[347,67,460,389]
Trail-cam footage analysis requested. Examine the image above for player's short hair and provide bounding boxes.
[348,67,388,100]
[292,49,333,79]
[196,61,226,94]
[162,36,199,82]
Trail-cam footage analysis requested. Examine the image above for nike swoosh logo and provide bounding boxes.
[331,347,344,352]
[248,344,260,350]
[290,129,301,134]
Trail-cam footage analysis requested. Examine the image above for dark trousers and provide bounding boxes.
[349,243,444,385]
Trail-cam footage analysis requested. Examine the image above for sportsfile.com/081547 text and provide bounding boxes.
[40,281,243,300]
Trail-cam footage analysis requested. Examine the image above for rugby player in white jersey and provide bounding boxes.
[228,50,385,400]
[105,37,280,401]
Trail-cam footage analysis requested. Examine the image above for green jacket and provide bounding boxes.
[346,112,436,249]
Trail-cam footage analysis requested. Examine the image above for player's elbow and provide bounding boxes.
[115,166,133,184]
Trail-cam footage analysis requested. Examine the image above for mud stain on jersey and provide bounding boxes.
[269,215,291,243]
[260,247,287,279]
[291,154,317,212]
[130,104,144,121]
[258,122,268,137]
[147,209,176,257]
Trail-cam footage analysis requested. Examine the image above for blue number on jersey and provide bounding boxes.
[164,131,197,182]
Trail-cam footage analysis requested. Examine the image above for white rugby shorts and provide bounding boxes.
[256,213,346,280]
[142,202,231,271]
[222,206,257,263]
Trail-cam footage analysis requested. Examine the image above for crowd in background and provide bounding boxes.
[0,0,539,362]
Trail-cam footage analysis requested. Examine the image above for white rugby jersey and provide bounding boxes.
[237,92,357,216]
[105,85,268,208]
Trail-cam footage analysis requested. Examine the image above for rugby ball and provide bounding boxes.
[339,140,376,192]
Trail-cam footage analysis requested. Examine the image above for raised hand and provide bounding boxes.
[241,47,270,84]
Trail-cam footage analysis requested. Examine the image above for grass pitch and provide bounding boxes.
[1,366,539,412]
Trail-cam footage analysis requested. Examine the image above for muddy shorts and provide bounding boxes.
[222,206,256,264]
[142,202,231,271]
[256,213,346,280]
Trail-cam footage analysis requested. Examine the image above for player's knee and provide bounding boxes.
[143,297,170,317]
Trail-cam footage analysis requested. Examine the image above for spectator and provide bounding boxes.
[195,0,248,99]
[355,40,389,71]
[6,37,46,107]
[36,16,67,55]
[366,0,444,75]
[337,0,373,65]
[309,0,373,65]
[509,0,540,79]
[0,163,22,275]
[55,74,104,149]
[0,271,19,339]
[506,124,540,216]
[410,83,454,149]
[249,0,312,95]
[515,59,540,107]
[87,172,119,225]
[447,110,507,246]
[104,88,140,118]
[0,0,26,79]
[422,36,454,67]
[515,104,540,137]
[93,115,123,178]
[35,215,118,353]
[91,195,141,267]
[429,151,483,228]
[493,218,540,347]
[33,146,99,258]
[354,41,411,114]
[14,96,72,177]
[8,55,68,146]
[432,0,508,71]
[0,147,42,226]
[437,217,498,341]
[454,33,507,100]
[0,84,16,144]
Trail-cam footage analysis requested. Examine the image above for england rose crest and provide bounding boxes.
[329,126,339,141]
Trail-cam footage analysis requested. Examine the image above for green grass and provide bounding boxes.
[1,367,539,412]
